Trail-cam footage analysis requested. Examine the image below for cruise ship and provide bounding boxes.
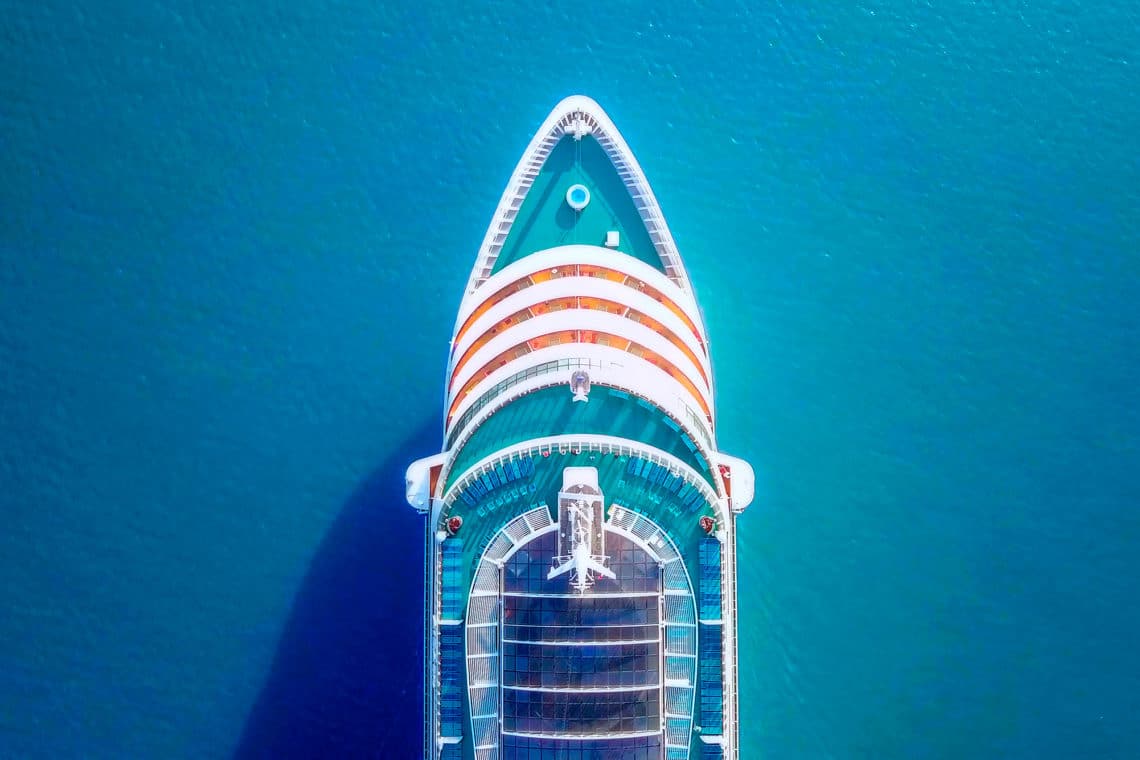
[406,96,754,760]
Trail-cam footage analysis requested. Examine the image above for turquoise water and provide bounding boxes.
[2,1,1138,758]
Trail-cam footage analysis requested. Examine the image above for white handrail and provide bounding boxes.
[466,96,691,294]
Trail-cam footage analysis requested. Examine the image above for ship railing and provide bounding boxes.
[446,364,715,483]
[446,357,610,447]
[606,505,697,752]
[428,527,445,757]
[423,520,434,760]
[573,111,688,289]
[720,516,741,757]
[470,104,690,293]
[470,128,563,289]
[443,436,725,529]
[465,507,554,760]
[445,390,719,513]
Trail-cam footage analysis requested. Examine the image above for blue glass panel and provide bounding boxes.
[504,621,659,644]
[699,538,722,620]
[698,624,723,734]
[499,529,667,740]
[439,626,464,737]
[503,642,659,689]
[503,533,661,596]
[502,734,662,760]
[441,539,465,620]
[503,687,659,734]
[701,742,726,759]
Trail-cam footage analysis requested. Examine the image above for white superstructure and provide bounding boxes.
[407,96,754,760]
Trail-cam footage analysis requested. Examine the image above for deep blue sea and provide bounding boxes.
[2,1,1138,757]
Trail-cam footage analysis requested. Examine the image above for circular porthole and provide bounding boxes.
[566,183,590,211]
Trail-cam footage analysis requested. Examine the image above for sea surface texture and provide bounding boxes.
[2,1,1138,758]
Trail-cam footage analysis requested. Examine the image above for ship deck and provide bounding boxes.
[445,385,714,494]
[444,444,722,760]
[447,446,716,627]
[492,135,664,275]
[420,96,740,760]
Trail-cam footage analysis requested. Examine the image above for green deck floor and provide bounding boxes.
[492,135,664,274]
[444,385,712,493]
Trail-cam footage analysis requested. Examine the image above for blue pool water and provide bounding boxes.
[2,1,1138,757]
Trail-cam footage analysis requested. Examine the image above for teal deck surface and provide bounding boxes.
[446,448,717,621]
[445,385,712,492]
[492,135,663,274]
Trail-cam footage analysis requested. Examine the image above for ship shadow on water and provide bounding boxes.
[234,421,436,759]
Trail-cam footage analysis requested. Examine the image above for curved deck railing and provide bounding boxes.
[467,96,690,293]
[723,519,741,757]
[443,369,718,495]
[608,506,698,758]
[448,362,714,456]
[465,507,554,760]
[437,435,725,526]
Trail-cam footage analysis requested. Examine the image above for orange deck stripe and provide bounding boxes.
[450,297,709,388]
[453,264,705,353]
[446,330,712,423]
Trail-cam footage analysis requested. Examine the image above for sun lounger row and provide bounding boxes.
[623,457,704,512]
[458,456,537,508]
[473,482,540,517]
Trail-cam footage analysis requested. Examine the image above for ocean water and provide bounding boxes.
[2,1,1138,757]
